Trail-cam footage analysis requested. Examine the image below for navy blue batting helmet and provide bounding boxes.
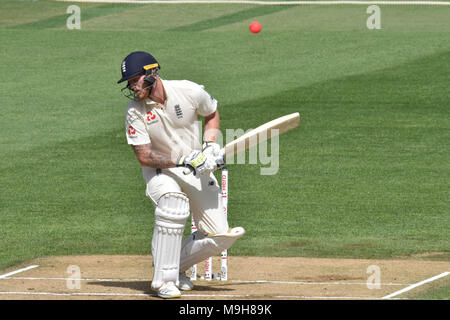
[117,51,160,84]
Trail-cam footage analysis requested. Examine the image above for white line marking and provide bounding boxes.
[231,279,409,286]
[382,272,450,299]
[55,0,450,6]
[0,291,152,297]
[183,293,251,297]
[2,276,151,282]
[2,276,409,286]
[0,291,252,298]
[0,265,39,279]
[0,291,391,299]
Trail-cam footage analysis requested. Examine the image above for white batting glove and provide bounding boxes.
[213,153,225,170]
[202,142,221,157]
[202,142,225,172]
[177,150,208,175]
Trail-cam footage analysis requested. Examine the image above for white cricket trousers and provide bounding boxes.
[142,166,229,236]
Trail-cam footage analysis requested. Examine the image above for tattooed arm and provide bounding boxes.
[131,144,176,168]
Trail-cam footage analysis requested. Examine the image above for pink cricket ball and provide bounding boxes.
[249,21,261,34]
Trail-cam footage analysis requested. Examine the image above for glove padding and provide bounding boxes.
[177,145,225,176]
[177,150,219,175]
[202,142,225,171]
[177,150,207,175]
[202,142,221,157]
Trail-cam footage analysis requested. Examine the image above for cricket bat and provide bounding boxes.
[222,112,300,157]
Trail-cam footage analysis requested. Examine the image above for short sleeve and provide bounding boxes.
[125,108,151,145]
[191,83,218,117]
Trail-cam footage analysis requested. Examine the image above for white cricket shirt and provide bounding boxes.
[125,80,217,161]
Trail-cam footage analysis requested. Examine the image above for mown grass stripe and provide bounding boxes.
[168,5,292,31]
[8,3,143,29]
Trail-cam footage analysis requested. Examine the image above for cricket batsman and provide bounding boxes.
[117,51,245,299]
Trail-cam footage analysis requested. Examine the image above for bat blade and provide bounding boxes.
[222,112,300,157]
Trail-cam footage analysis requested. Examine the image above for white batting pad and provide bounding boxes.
[151,193,190,290]
[179,227,245,272]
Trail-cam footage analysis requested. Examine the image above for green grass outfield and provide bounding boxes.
[0,0,449,298]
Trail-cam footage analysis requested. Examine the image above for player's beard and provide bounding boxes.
[136,85,151,100]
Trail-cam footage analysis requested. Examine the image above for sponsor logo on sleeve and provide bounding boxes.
[128,125,136,136]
